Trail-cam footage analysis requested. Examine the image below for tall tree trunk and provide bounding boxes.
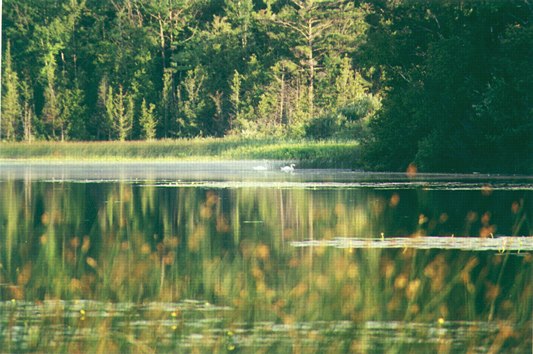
[279,72,286,125]
[158,17,166,68]
[307,19,314,119]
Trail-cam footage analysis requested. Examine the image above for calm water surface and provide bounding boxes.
[0,162,531,353]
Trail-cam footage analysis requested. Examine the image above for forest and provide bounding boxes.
[1,0,531,173]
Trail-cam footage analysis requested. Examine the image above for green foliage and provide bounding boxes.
[121,90,135,142]
[1,42,21,141]
[360,1,532,173]
[0,138,360,168]
[229,70,242,127]
[304,113,345,140]
[334,57,369,108]
[1,178,530,351]
[95,77,112,139]
[41,70,61,139]
[60,87,87,140]
[106,85,134,141]
[2,0,368,141]
[0,0,529,173]
[305,93,381,140]
[20,80,35,142]
[140,99,157,141]
[160,70,178,138]
[176,66,206,136]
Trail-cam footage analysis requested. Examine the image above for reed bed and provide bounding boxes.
[0,138,360,168]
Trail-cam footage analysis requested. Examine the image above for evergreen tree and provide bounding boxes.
[1,42,22,141]
[225,0,254,53]
[96,77,113,140]
[229,70,242,129]
[20,80,35,142]
[41,53,61,140]
[267,0,365,120]
[140,98,157,140]
[161,70,178,138]
[59,86,87,140]
[360,1,531,173]
[1,0,529,173]
[334,57,366,108]
[110,86,134,142]
[176,66,206,136]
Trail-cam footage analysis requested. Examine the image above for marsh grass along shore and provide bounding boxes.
[0,138,359,168]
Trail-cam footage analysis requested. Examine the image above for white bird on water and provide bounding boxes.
[252,160,268,171]
[280,163,295,173]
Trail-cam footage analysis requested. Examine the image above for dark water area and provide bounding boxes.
[0,162,531,353]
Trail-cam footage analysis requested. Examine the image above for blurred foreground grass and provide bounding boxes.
[0,178,531,352]
[0,138,360,168]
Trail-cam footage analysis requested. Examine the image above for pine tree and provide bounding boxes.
[161,70,177,138]
[177,66,206,136]
[1,42,22,141]
[60,86,87,140]
[225,0,254,52]
[96,77,113,139]
[335,57,366,108]
[110,86,133,141]
[104,84,115,140]
[20,80,35,142]
[229,70,242,128]
[140,98,157,140]
[41,53,61,140]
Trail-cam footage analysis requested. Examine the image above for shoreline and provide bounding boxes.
[1,159,531,181]
[0,139,360,168]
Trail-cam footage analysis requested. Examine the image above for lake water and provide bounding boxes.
[0,162,531,353]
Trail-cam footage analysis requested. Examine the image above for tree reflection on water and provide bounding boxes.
[0,179,531,352]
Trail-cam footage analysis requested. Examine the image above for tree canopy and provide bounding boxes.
[1,0,531,173]
[359,0,532,173]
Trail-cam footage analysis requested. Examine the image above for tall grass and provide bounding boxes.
[0,138,360,168]
[0,180,530,352]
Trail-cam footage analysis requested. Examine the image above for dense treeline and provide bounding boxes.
[360,0,532,173]
[1,0,531,173]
